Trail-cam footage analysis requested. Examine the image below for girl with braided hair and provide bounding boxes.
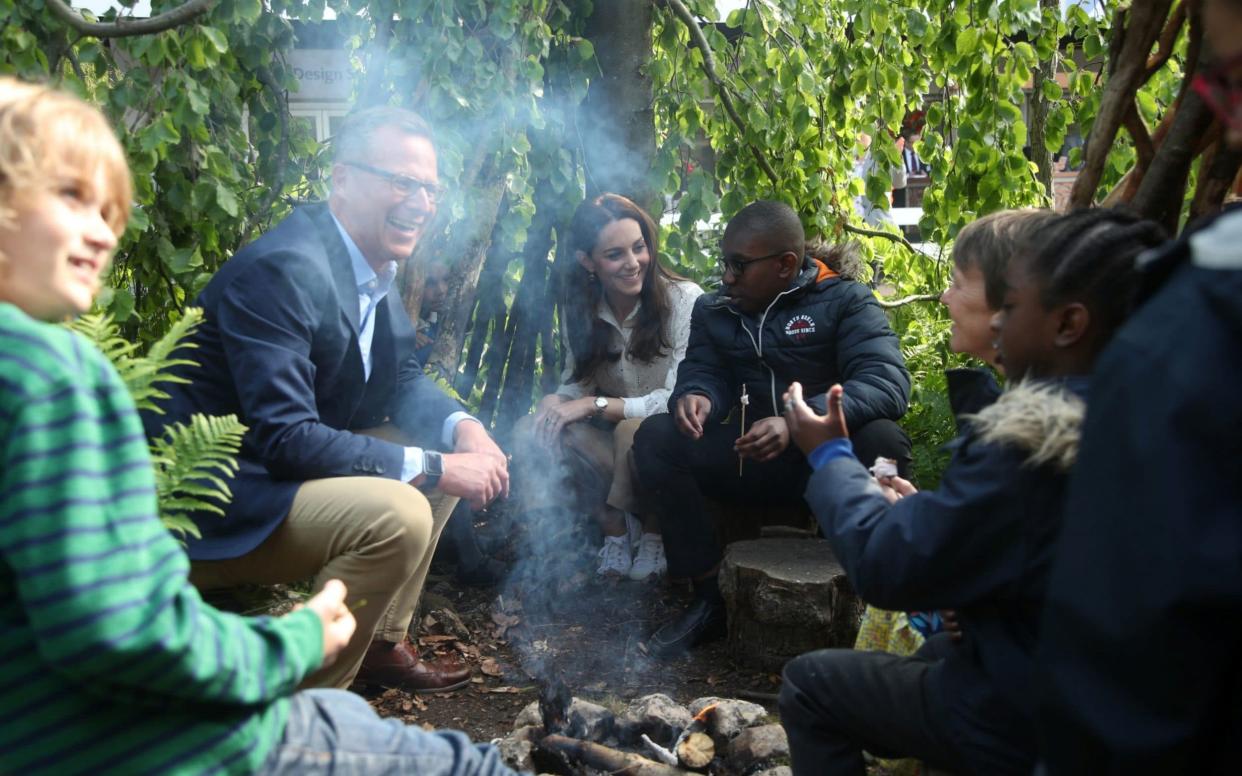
[775,208,1166,776]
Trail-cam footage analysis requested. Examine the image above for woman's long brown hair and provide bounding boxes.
[562,193,686,383]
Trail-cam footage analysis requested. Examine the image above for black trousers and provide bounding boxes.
[779,639,962,776]
[779,634,1034,776]
[632,413,911,579]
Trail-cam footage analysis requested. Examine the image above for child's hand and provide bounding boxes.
[305,579,357,668]
[783,382,848,455]
[878,475,918,503]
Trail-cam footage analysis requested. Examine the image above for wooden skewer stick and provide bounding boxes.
[738,384,749,477]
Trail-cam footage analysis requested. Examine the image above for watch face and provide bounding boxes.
[595,397,608,410]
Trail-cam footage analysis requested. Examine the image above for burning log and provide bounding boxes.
[539,678,572,733]
[671,702,717,769]
[675,732,715,769]
[538,735,691,775]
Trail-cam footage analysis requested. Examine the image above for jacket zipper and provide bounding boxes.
[717,285,802,415]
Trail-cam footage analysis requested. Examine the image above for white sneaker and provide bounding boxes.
[628,533,667,581]
[596,535,632,577]
[624,512,643,553]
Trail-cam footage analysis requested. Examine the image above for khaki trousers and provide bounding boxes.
[190,428,458,689]
[513,416,644,514]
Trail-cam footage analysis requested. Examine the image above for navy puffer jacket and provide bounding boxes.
[670,252,910,428]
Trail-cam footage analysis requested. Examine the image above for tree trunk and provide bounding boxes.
[425,166,509,383]
[1027,0,1061,201]
[1070,0,1176,209]
[495,178,559,434]
[718,538,864,672]
[478,306,516,429]
[581,0,659,215]
[456,216,513,399]
[1130,89,1215,232]
[1190,139,1242,223]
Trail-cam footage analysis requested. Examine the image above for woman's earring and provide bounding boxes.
[588,271,597,283]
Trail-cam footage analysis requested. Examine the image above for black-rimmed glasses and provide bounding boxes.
[343,161,444,204]
[717,251,787,277]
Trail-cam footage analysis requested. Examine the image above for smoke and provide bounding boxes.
[496,421,662,692]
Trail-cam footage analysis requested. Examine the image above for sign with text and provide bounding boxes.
[289,49,352,102]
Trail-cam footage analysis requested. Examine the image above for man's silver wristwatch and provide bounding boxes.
[423,450,444,487]
[593,396,608,418]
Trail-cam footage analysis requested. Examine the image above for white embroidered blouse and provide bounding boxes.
[555,279,704,419]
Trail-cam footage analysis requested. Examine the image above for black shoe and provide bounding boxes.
[650,597,726,657]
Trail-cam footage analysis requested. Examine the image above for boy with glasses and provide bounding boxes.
[633,200,912,655]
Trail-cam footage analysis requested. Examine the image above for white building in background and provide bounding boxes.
[286,47,352,143]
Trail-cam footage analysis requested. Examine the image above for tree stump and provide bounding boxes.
[718,538,863,672]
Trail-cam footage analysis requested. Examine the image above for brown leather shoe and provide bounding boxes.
[354,640,471,694]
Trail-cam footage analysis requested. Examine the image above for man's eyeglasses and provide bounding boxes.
[717,251,788,277]
[343,161,444,204]
[1192,53,1242,133]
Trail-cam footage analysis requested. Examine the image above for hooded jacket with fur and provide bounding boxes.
[806,376,1088,775]
[670,243,910,429]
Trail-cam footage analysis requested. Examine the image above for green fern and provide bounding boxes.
[69,308,247,539]
[149,413,247,540]
[69,308,202,413]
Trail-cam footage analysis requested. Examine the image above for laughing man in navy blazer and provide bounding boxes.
[145,106,509,693]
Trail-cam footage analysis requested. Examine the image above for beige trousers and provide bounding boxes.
[514,415,644,514]
[189,427,458,689]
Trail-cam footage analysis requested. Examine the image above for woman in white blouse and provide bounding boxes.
[522,193,702,580]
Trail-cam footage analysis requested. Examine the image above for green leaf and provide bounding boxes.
[1136,89,1158,119]
[201,27,228,55]
[955,28,979,57]
[107,288,136,322]
[186,37,206,69]
[236,0,262,24]
[137,116,181,154]
[905,9,928,39]
[214,183,240,218]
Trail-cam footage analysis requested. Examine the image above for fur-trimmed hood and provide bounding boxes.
[963,379,1087,472]
[806,237,865,281]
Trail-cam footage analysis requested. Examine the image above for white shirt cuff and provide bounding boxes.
[400,412,477,483]
[622,397,646,419]
[400,447,425,482]
[443,411,479,447]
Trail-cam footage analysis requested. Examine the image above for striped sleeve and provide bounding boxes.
[0,343,323,707]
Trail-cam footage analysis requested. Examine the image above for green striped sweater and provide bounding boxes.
[0,303,323,774]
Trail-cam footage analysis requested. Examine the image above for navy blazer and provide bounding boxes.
[145,204,463,560]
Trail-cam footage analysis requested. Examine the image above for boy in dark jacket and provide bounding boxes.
[633,200,912,655]
[776,210,1165,776]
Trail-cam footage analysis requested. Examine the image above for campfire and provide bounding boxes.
[483,487,792,774]
[499,684,789,775]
